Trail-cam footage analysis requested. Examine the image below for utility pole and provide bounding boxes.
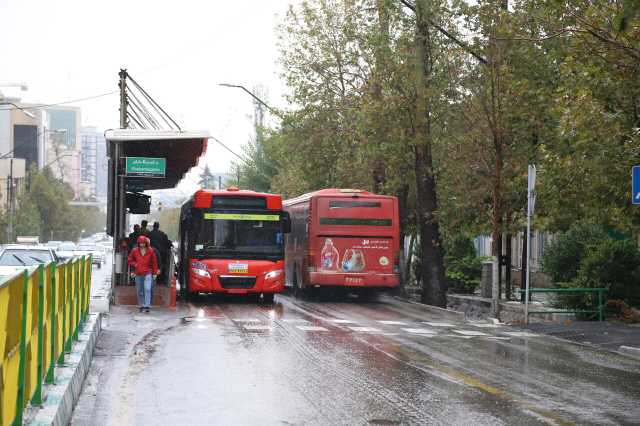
[114,69,128,286]
[218,175,222,190]
[119,69,128,129]
[7,158,14,243]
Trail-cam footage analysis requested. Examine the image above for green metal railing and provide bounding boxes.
[0,256,92,426]
[519,287,608,321]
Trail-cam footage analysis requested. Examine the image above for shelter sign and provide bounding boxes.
[125,157,166,178]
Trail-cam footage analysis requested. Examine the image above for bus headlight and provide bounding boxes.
[192,268,211,279]
[265,269,284,280]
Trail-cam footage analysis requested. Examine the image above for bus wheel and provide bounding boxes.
[359,288,379,302]
[262,293,275,304]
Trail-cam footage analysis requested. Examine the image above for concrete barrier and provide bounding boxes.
[26,314,101,426]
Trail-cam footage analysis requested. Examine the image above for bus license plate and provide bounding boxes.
[345,277,364,285]
[228,263,248,273]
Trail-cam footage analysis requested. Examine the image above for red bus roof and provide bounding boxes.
[283,188,396,206]
[192,188,283,210]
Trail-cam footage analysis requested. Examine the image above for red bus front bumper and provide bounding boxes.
[308,271,399,288]
[187,260,285,294]
[189,273,285,294]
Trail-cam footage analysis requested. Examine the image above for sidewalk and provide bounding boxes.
[519,320,640,359]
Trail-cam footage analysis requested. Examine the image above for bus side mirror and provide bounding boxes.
[282,212,291,234]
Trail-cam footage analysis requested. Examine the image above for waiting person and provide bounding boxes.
[128,236,158,313]
[148,221,172,284]
[140,220,150,237]
[128,224,141,251]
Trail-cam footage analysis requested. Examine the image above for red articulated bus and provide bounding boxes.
[284,189,400,297]
[178,188,291,303]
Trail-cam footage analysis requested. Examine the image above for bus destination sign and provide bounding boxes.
[125,157,166,178]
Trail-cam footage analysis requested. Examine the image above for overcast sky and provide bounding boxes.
[0,0,295,194]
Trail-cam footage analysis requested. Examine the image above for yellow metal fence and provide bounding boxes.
[0,256,92,426]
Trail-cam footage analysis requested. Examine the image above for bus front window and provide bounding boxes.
[193,214,284,259]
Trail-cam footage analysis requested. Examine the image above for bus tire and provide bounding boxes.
[262,293,275,304]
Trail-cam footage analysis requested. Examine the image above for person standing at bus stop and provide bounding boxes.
[128,235,158,313]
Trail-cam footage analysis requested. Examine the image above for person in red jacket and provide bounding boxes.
[128,235,158,312]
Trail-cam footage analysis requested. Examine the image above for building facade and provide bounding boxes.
[80,126,107,201]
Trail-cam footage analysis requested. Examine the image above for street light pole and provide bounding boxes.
[218,83,285,120]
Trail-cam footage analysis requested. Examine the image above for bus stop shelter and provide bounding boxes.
[105,129,209,305]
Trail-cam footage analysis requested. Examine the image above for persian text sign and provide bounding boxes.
[125,157,166,178]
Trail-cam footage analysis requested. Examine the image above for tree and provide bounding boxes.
[198,165,216,189]
[14,193,41,237]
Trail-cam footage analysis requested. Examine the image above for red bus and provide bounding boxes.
[284,189,400,297]
[178,188,291,302]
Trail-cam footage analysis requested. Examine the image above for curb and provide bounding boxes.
[26,313,102,426]
[385,295,466,321]
[618,345,640,360]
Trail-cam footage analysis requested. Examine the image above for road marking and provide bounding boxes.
[348,326,382,333]
[453,330,489,336]
[502,332,538,338]
[422,322,455,327]
[377,320,408,325]
[485,336,511,341]
[468,323,502,328]
[282,319,310,323]
[402,328,436,335]
[330,319,357,324]
[296,325,329,332]
[233,318,261,323]
[243,325,272,331]
[442,335,474,339]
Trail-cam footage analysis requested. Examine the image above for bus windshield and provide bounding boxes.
[193,213,283,259]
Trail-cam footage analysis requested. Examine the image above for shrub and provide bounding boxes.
[446,255,482,294]
[577,239,640,306]
[541,222,608,283]
[443,234,483,294]
[551,238,640,316]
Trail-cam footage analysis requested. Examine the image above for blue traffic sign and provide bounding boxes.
[633,166,640,205]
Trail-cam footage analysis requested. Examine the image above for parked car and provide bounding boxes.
[56,243,77,262]
[75,243,104,268]
[47,240,63,250]
[0,245,58,279]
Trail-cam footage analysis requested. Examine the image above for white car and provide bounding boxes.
[0,246,58,279]
[56,243,77,262]
[75,243,104,268]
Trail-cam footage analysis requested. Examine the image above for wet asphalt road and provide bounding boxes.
[71,294,640,426]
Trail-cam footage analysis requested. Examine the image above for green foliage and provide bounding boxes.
[445,256,483,294]
[577,239,640,306]
[546,225,640,313]
[540,223,608,284]
[442,234,483,294]
[14,193,41,237]
[11,167,105,242]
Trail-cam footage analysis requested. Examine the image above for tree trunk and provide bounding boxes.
[414,0,447,307]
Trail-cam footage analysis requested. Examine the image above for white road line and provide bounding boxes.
[296,325,329,332]
[348,326,382,333]
[282,319,310,324]
[468,323,502,328]
[502,332,538,338]
[243,325,272,331]
[377,320,408,325]
[402,328,436,335]
[453,330,489,336]
[422,322,455,327]
[485,336,511,341]
[330,319,357,324]
[232,318,261,323]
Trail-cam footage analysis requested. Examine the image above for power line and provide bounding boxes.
[0,90,118,111]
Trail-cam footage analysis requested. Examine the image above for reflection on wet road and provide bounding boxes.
[72,295,640,425]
